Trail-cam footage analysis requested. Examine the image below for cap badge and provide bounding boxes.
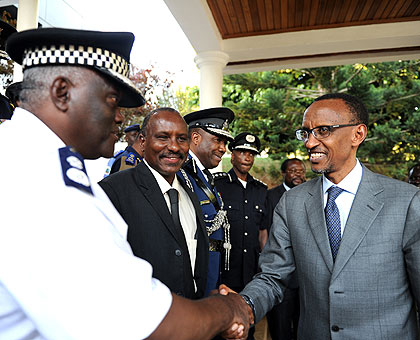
[246,135,256,143]
[223,119,229,131]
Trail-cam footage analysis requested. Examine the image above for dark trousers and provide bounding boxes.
[266,288,299,340]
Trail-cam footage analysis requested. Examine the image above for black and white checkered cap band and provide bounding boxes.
[22,45,129,78]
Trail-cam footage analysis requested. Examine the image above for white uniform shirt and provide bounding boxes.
[0,108,172,340]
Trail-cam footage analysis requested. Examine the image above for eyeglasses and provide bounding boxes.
[285,169,305,175]
[295,123,360,142]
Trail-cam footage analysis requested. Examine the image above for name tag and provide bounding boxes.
[200,199,211,205]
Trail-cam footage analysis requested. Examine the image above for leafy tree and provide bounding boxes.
[158,85,199,115]
[222,61,420,180]
[118,65,174,140]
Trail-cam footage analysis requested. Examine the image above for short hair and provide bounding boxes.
[314,93,369,126]
[140,107,180,137]
[20,66,87,108]
[409,163,420,176]
[281,158,305,172]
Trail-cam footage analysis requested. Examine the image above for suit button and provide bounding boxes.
[244,249,247,253]
[244,232,248,236]
[245,216,248,219]
[331,325,339,332]
[244,200,248,203]
[175,249,182,256]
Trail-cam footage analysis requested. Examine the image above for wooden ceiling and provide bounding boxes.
[207,0,420,39]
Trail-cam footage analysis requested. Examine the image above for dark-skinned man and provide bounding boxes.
[179,107,234,297]
[214,132,268,340]
[104,123,142,177]
[100,108,209,300]
[262,158,306,340]
[221,92,420,340]
[0,27,249,340]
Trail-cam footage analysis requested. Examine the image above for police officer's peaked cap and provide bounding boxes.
[124,123,140,133]
[184,107,234,141]
[228,132,261,153]
[6,27,145,108]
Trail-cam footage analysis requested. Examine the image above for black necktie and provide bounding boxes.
[203,168,214,189]
[167,188,182,230]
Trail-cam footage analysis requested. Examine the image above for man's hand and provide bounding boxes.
[219,284,255,326]
[219,292,250,339]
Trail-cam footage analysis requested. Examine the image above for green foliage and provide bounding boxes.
[158,86,199,115]
[222,61,420,180]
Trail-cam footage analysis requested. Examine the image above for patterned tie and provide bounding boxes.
[325,186,344,261]
[167,188,182,230]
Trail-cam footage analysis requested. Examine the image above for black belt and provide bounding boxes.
[209,239,223,252]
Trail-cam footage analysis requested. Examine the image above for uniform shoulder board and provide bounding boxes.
[124,152,136,165]
[254,178,267,187]
[213,172,228,181]
[59,146,93,195]
[214,172,233,182]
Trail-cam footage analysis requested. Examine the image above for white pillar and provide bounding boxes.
[194,51,230,172]
[13,0,39,81]
[194,50,229,109]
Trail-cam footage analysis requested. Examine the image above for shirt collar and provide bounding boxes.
[322,159,363,195]
[283,182,291,191]
[189,151,206,172]
[143,159,177,194]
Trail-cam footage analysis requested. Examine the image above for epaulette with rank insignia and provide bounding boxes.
[213,172,232,182]
[125,152,136,165]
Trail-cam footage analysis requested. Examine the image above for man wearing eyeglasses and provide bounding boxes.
[226,93,420,340]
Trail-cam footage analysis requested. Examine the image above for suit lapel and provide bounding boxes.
[332,167,384,280]
[305,177,334,273]
[134,162,185,244]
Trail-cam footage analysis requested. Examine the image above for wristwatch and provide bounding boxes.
[240,294,256,326]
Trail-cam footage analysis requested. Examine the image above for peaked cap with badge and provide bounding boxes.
[228,132,261,154]
[184,107,234,141]
[5,27,145,108]
[124,123,140,133]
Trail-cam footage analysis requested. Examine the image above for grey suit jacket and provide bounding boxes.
[242,165,420,339]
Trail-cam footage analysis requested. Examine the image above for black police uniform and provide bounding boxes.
[179,107,234,297]
[215,169,267,290]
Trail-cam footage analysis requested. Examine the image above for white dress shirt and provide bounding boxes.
[322,160,363,235]
[143,160,198,276]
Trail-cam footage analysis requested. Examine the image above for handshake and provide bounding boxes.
[151,284,255,340]
[211,284,255,340]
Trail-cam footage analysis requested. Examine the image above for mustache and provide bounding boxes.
[160,151,186,160]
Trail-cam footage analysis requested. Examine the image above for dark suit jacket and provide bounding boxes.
[263,184,287,232]
[99,161,209,299]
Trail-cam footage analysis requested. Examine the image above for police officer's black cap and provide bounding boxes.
[6,27,145,108]
[228,132,261,153]
[184,107,234,141]
[124,124,140,133]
